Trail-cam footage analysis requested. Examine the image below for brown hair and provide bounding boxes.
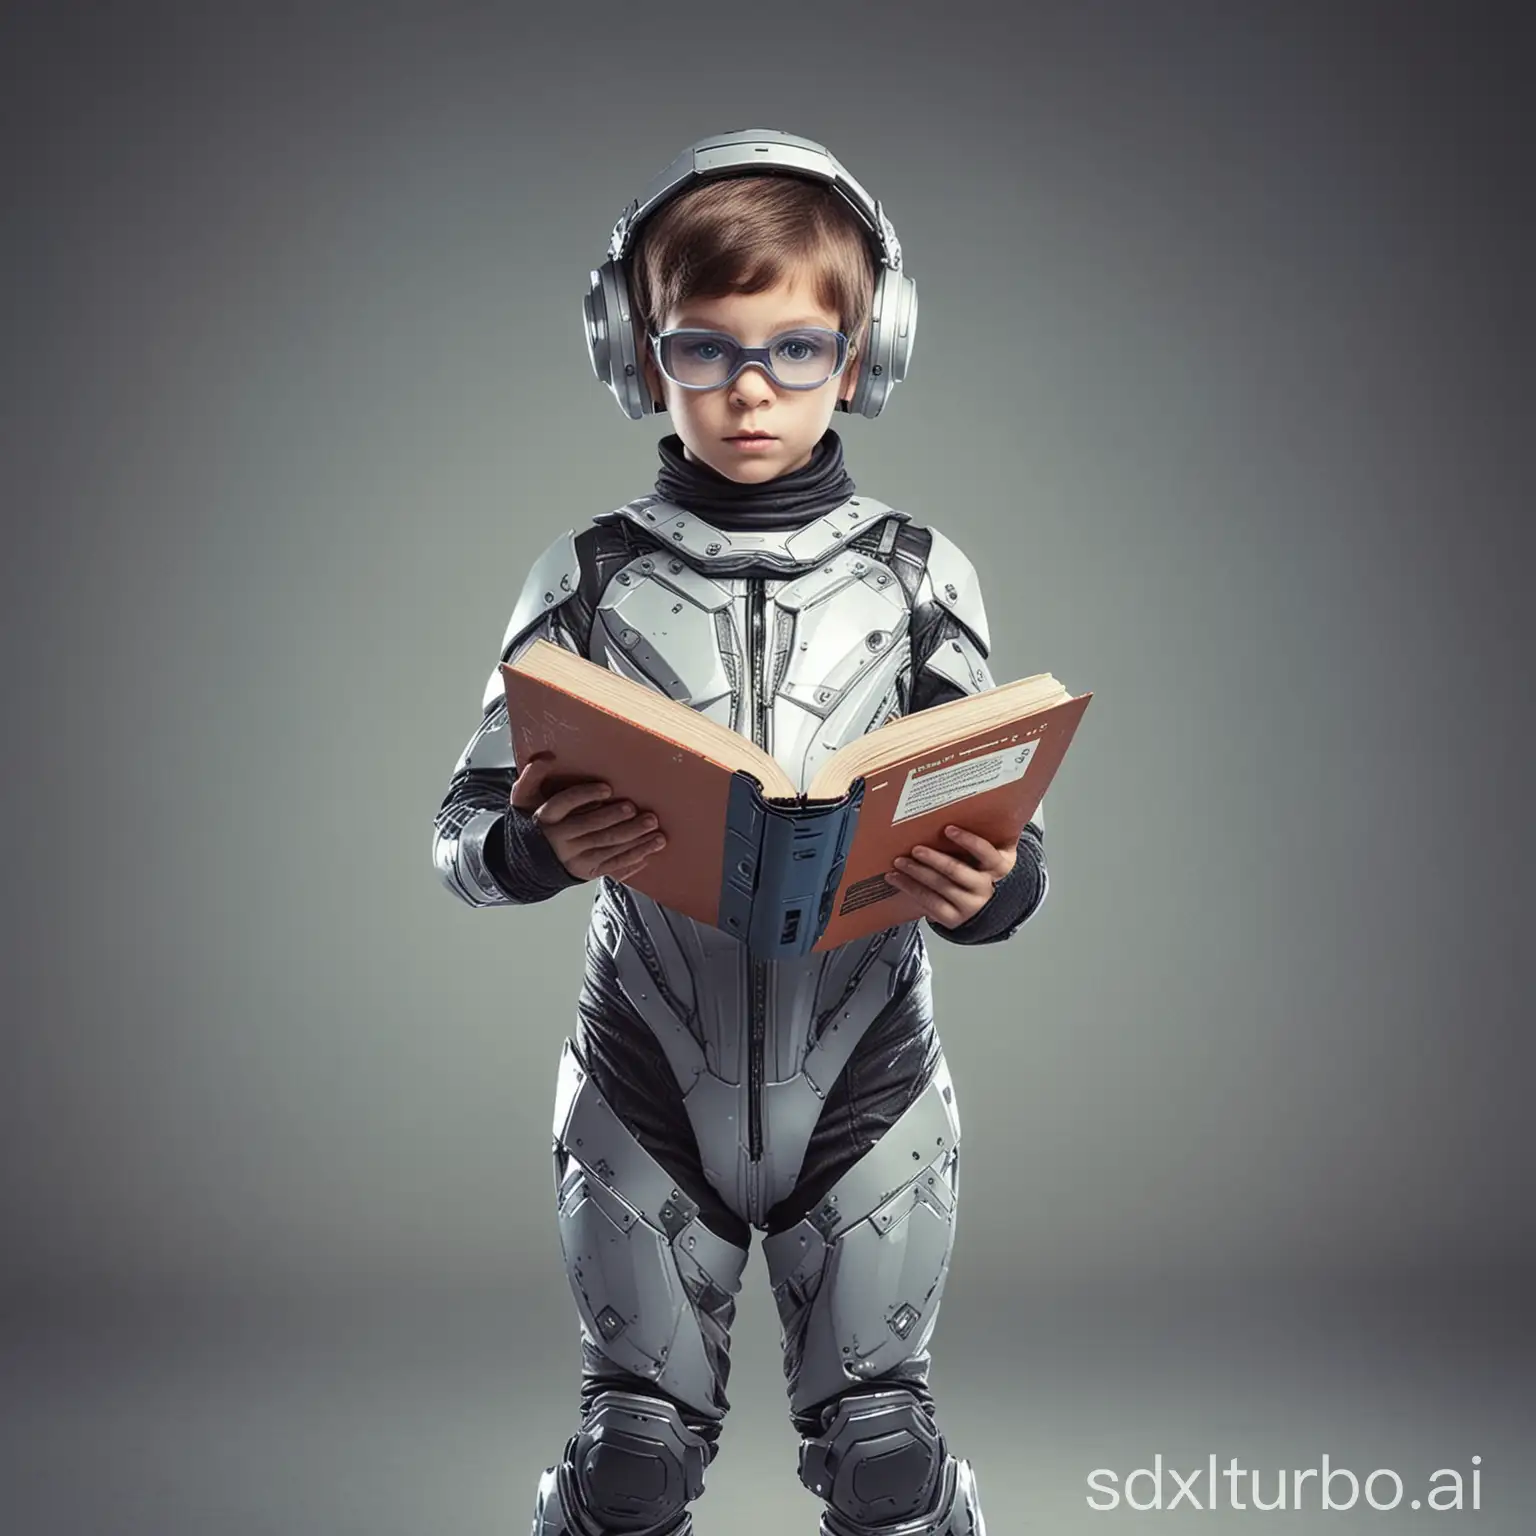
[631,174,879,355]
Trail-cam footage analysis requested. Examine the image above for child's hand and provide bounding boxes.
[510,756,666,883]
[887,824,1016,929]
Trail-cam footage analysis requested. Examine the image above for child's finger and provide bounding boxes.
[535,780,616,824]
[896,850,988,898]
[887,869,965,927]
[943,824,1010,873]
[574,807,656,848]
[598,835,666,881]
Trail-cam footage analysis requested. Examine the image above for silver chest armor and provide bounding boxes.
[494,493,996,1230]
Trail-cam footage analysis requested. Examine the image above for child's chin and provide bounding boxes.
[705,452,783,482]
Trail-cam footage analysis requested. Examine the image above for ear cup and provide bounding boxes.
[844,267,918,419]
[583,258,654,420]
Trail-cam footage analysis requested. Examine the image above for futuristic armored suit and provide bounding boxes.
[433,129,1047,1536]
[433,442,1047,1536]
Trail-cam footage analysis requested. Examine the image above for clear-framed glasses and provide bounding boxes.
[648,327,850,392]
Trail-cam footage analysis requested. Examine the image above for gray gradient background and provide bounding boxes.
[2,1,1530,1531]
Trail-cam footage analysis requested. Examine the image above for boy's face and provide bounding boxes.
[643,262,860,484]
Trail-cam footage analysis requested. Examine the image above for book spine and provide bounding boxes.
[717,771,865,960]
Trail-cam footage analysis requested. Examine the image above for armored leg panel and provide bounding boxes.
[534,1039,749,1533]
[764,1057,961,1413]
[551,1037,749,1418]
[765,1057,986,1533]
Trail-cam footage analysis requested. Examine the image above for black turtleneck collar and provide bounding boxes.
[652,429,856,531]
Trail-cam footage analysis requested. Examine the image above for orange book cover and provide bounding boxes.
[811,692,1092,949]
[500,664,746,929]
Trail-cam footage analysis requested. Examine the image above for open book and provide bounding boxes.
[501,640,1092,958]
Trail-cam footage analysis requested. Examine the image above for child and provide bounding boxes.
[433,129,1046,1536]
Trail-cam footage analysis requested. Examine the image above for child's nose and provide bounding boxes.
[730,364,776,401]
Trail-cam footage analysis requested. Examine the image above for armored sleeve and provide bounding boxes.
[432,529,592,908]
[904,525,1048,946]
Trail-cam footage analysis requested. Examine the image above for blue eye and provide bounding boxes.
[683,340,724,362]
[774,333,830,362]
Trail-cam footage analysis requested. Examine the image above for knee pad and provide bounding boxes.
[572,1390,709,1532]
[798,1388,946,1528]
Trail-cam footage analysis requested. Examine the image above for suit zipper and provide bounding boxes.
[747,577,767,1163]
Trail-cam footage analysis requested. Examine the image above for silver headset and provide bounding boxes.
[583,128,918,422]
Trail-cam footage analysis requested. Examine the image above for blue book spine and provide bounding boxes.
[716,771,866,959]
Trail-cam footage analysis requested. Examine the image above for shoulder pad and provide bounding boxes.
[923,526,990,653]
[460,695,516,771]
[591,497,666,535]
[921,628,994,697]
[500,529,581,659]
[479,666,506,716]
